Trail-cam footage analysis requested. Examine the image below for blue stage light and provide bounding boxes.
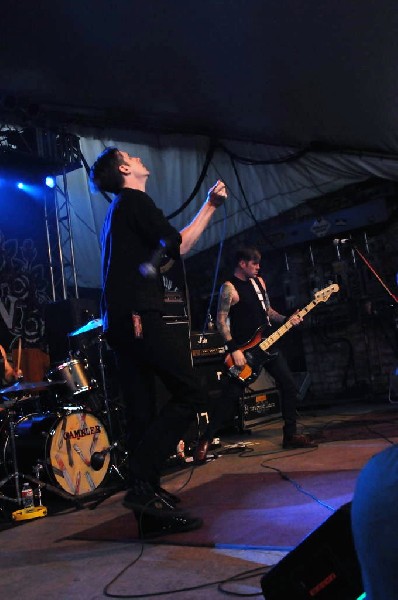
[17,182,25,190]
[45,176,56,189]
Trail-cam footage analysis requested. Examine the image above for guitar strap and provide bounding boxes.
[250,277,271,327]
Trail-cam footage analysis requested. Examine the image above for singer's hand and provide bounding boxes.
[207,180,227,207]
[139,240,166,278]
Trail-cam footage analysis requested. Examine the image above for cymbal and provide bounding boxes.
[68,318,103,337]
[0,380,63,395]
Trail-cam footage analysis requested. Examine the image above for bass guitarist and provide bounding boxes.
[195,244,317,461]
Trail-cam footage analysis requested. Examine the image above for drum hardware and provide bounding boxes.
[68,318,103,338]
[0,402,80,509]
[0,380,65,396]
[46,359,96,397]
[95,333,127,485]
[90,441,119,471]
[0,399,115,510]
[0,380,65,419]
[60,319,128,492]
[0,405,23,506]
[32,463,45,506]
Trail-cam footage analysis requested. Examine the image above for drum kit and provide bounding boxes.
[0,318,127,511]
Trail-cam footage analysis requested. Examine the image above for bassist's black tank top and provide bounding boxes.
[229,276,269,345]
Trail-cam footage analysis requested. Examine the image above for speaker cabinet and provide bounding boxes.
[238,369,280,430]
[261,503,363,600]
[154,319,192,411]
[192,355,224,399]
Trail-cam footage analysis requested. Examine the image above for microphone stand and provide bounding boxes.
[348,241,398,401]
[350,243,398,305]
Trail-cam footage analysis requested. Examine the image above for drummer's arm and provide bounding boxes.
[0,344,19,382]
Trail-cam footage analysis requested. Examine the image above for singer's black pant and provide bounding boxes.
[110,311,205,487]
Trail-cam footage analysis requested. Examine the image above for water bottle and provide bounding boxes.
[21,482,34,508]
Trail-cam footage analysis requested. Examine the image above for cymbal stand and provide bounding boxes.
[0,404,22,506]
[96,334,126,484]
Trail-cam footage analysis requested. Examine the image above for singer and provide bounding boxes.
[90,147,227,538]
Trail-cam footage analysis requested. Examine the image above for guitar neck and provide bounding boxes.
[259,299,317,351]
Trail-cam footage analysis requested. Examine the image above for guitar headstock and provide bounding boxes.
[314,284,340,303]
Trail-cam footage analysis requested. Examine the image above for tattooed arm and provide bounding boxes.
[258,275,302,326]
[216,281,235,342]
[216,281,246,367]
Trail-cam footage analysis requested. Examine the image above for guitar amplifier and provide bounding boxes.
[191,331,226,362]
[238,369,281,430]
[163,290,188,318]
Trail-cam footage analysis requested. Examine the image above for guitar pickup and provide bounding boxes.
[229,365,243,378]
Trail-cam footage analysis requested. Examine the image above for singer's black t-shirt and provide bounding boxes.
[100,188,181,339]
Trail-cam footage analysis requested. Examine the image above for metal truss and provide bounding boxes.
[0,122,82,301]
[45,169,79,301]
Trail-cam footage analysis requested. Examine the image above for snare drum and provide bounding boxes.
[47,359,95,396]
[3,411,110,496]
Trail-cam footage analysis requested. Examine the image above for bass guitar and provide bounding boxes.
[224,283,339,384]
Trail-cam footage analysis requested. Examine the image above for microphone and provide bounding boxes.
[90,443,117,471]
[139,240,167,278]
[333,238,354,246]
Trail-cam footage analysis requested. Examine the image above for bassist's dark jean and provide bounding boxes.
[204,350,298,441]
[109,311,205,487]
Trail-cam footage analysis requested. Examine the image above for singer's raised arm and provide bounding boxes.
[179,180,227,255]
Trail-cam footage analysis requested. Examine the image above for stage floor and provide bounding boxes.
[1,399,396,599]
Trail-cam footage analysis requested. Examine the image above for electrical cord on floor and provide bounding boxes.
[217,565,272,597]
[362,424,395,445]
[260,463,335,512]
[310,413,398,444]
[104,557,271,598]
[237,446,316,459]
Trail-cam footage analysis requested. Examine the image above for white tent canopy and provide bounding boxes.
[68,133,398,289]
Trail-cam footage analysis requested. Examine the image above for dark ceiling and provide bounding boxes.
[2,1,398,154]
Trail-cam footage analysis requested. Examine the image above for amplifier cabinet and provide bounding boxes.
[238,369,281,430]
[239,389,281,430]
[191,331,226,361]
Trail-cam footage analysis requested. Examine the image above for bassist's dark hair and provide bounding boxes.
[234,245,261,265]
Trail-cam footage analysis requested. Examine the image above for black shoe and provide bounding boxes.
[136,511,203,539]
[123,480,176,514]
[283,433,318,449]
[155,486,181,506]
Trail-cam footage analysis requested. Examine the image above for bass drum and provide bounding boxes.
[3,411,110,496]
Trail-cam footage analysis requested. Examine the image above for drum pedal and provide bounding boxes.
[12,506,48,521]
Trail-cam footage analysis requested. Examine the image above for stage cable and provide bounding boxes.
[261,463,335,512]
[201,203,228,334]
[219,140,309,166]
[166,141,216,220]
[78,146,114,205]
[103,555,269,598]
[229,154,278,250]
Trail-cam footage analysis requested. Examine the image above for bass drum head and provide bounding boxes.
[48,412,110,496]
